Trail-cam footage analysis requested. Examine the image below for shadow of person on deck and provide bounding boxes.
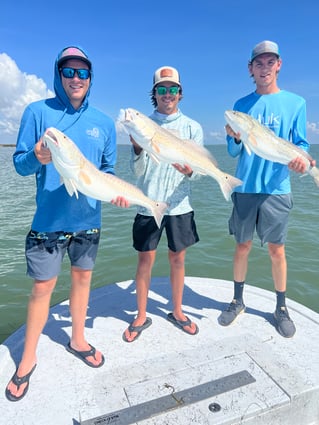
[3,277,276,364]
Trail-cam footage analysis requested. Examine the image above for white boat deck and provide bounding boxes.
[0,276,318,425]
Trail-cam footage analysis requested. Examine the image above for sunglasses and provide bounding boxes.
[156,86,180,96]
[60,67,91,80]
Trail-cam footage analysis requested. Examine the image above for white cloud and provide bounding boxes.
[0,53,54,144]
[307,122,319,145]
[206,130,225,144]
[307,121,319,135]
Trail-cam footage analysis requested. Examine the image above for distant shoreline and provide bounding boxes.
[0,144,16,147]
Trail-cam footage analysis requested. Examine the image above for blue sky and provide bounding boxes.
[1,0,319,145]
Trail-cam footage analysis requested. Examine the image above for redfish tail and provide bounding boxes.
[219,174,243,201]
[309,166,319,188]
[151,201,168,228]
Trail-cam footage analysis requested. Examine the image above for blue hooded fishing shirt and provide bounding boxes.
[227,90,309,194]
[13,46,116,232]
[130,109,204,215]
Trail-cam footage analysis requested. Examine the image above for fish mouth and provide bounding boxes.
[125,109,132,121]
[224,110,235,123]
[120,108,134,122]
[43,129,59,147]
[117,109,126,122]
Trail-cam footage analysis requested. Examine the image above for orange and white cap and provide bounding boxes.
[153,66,181,87]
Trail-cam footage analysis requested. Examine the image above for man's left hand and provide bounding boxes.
[111,196,130,208]
[172,163,193,177]
[288,157,308,173]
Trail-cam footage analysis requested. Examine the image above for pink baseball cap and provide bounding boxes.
[58,47,92,69]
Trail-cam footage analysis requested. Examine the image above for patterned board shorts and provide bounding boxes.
[25,229,100,280]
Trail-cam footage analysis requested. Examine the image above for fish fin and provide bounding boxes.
[243,142,252,155]
[79,170,93,185]
[150,139,161,155]
[308,166,319,188]
[247,134,259,148]
[218,174,243,201]
[150,201,168,228]
[63,178,79,199]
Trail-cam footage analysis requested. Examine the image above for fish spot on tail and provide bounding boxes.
[152,201,168,228]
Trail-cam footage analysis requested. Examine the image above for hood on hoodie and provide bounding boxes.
[53,45,93,111]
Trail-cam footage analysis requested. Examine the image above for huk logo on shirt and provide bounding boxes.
[257,113,280,129]
[86,128,100,138]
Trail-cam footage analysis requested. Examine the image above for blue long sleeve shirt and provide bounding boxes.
[13,46,116,232]
[227,90,309,194]
[130,109,204,215]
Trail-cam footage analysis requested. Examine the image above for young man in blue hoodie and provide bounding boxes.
[6,46,127,401]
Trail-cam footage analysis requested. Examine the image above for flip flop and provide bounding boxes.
[66,342,105,368]
[5,364,37,402]
[122,317,152,343]
[167,312,199,335]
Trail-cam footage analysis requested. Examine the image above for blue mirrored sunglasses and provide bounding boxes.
[60,67,91,80]
[156,86,180,96]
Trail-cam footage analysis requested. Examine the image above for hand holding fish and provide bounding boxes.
[288,157,308,174]
[119,108,243,201]
[225,124,241,144]
[224,110,319,187]
[43,127,167,228]
[129,135,143,155]
[34,139,52,164]
[111,196,130,208]
[288,156,317,174]
[172,163,193,177]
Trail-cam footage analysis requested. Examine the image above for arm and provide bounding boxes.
[13,107,48,176]
[100,122,117,175]
[226,125,243,158]
[130,135,148,177]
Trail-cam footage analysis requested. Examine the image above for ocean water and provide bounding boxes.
[0,144,318,344]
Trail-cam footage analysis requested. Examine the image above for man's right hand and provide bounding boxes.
[34,139,52,164]
[225,124,241,143]
[130,136,143,155]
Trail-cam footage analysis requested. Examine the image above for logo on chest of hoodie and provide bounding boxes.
[86,128,100,138]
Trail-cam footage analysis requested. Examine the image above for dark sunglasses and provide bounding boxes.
[156,86,180,96]
[60,67,91,80]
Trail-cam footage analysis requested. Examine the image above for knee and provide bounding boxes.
[236,242,252,256]
[168,251,185,269]
[269,245,285,262]
[137,252,155,271]
[31,281,55,300]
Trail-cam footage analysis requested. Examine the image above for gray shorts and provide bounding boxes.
[229,193,293,245]
[25,229,100,280]
[133,212,199,253]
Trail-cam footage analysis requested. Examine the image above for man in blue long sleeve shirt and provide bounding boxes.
[6,46,126,401]
[220,40,316,338]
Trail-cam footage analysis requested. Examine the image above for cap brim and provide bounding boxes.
[58,55,91,69]
[251,51,279,62]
